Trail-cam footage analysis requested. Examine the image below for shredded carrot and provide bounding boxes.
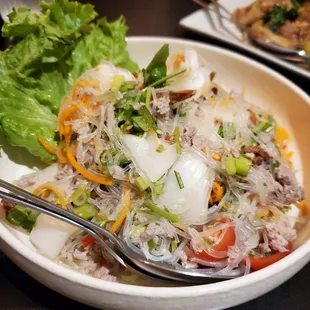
[33,184,66,208]
[109,186,131,234]
[38,135,57,155]
[56,140,68,164]
[65,137,112,185]
[275,126,289,148]
[58,105,78,137]
[209,181,224,204]
[297,200,308,217]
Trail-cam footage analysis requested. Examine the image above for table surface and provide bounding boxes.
[0,0,309,309]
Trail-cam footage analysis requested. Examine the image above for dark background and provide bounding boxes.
[0,0,309,309]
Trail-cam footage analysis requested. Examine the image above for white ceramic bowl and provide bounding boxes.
[0,37,309,310]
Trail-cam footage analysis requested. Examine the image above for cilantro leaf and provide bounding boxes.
[142,44,169,87]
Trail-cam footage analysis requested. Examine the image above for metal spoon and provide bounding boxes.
[247,35,310,64]
[0,179,244,283]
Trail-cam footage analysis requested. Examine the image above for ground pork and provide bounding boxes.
[271,165,304,205]
[16,175,37,188]
[265,220,296,253]
[152,97,170,119]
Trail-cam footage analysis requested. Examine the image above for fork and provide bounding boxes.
[0,178,244,283]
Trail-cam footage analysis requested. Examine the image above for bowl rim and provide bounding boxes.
[0,36,309,298]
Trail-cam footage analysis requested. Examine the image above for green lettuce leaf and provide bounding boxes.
[0,0,138,162]
[68,16,139,80]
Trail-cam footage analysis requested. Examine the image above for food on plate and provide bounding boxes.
[232,0,310,53]
[0,0,307,284]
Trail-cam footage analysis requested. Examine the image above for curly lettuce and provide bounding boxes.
[0,0,138,162]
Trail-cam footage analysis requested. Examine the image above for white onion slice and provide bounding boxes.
[122,133,177,182]
[159,152,214,225]
[30,214,78,259]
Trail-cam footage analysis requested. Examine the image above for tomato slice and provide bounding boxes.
[247,242,293,270]
[82,235,95,248]
[194,218,235,262]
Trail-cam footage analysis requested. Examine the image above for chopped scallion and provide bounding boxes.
[170,239,178,253]
[174,170,184,189]
[225,155,237,176]
[147,68,186,89]
[111,75,125,92]
[148,239,158,251]
[156,144,165,153]
[154,176,164,195]
[145,87,152,108]
[132,226,146,238]
[174,126,181,154]
[119,81,137,92]
[218,126,224,138]
[6,205,37,231]
[144,200,180,222]
[235,156,251,177]
[71,187,90,207]
[135,176,150,191]
[223,122,236,139]
[74,204,98,220]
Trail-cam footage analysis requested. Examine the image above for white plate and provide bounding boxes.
[0,37,310,310]
[179,0,310,79]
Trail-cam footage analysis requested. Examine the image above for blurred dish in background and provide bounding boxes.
[232,0,310,55]
[180,0,310,78]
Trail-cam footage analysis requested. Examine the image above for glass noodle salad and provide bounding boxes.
[2,44,307,283]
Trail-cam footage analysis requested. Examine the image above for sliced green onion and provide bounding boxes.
[170,239,178,253]
[145,87,152,108]
[74,204,98,220]
[235,156,251,177]
[144,200,180,223]
[6,205,29,226]
[120,270,140,284]
[252,118,274,133]
[71,188,90,207]
[6,205,37,231]
[223,122,236,139]
[154,182,164,195]
[148,239,158,251]
[174,170,184,189]
[147,68,186,89]
[225,155,237,176]
[218,126,224,138]
[21,213,38,231]
[109,148,117,156]
[131,226,146,238]
[111,75,125,92]
[119,81,137,92]
[174,126,181,154]
[156,144,165,153]
[135,176,150,191]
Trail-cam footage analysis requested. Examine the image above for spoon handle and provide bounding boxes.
[0,179,127,267]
